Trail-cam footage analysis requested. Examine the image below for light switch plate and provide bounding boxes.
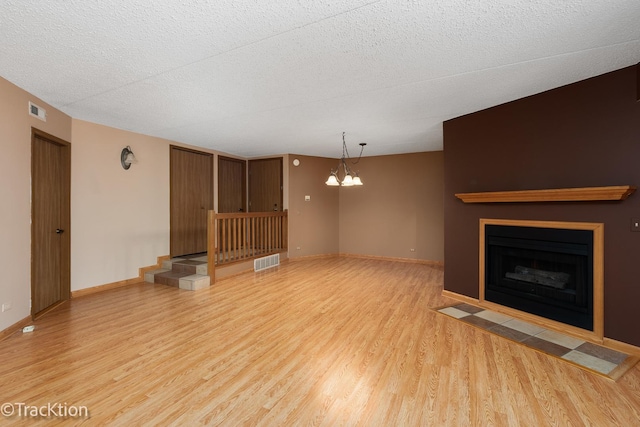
[632,218,640,232]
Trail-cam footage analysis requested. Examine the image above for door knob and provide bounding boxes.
[55,228,64,234]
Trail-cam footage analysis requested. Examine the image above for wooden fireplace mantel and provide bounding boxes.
[455,185,636,203]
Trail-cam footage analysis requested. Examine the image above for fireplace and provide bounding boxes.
[479,219,604,337]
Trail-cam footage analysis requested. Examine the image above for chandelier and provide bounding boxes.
[325,132,366,187]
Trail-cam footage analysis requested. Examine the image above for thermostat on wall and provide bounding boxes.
[292,158,300,166]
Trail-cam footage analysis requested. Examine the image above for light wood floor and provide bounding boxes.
[1,257,639,426]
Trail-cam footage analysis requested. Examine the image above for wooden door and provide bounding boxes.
[31,129,71,318]
[170,146,213,257]
[249,158,283,212]
[218,156,246,213]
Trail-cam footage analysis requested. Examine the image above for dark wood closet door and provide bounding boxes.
[218,156,246,213]
[248,158,283,212]
[170,146,213,257]
[31,129,71,318]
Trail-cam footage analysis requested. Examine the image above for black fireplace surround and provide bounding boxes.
[485,225,593,330]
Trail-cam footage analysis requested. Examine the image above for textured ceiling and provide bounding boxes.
[1,0,639,158]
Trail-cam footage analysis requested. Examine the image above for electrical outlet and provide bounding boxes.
[632,218,640,232]
[1,302,11,312]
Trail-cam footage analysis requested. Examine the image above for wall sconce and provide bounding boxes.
[120,146,137,170]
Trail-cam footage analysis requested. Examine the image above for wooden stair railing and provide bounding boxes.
[207,210,288,282]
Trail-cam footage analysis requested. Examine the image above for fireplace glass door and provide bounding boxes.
[485,225,593,330]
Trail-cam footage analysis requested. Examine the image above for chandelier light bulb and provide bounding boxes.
[325,174,340,186]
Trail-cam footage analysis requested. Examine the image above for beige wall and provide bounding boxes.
[71,121,258,290]
[339,151,444,261]
[71,120,173,290]
[288,155,340,257]
[288,151,444,262]
[0,77,72,330]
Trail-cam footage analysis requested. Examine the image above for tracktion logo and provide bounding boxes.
[2,402,89,419]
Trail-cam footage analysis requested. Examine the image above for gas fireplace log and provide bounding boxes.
[505,266,570,289]
[505,273,567,289]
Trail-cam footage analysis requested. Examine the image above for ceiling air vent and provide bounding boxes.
[28,101,46,121]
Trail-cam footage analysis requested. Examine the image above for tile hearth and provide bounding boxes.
[437,303,637,380]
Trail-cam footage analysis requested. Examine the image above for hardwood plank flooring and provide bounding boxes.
[1,257,639,425]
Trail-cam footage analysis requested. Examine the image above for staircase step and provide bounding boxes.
[145,268,170,283]
[171,260,207,275]
[162,258,184,270]
[179,274,210,291]
[150,254,210,290]
[153,270,188,287]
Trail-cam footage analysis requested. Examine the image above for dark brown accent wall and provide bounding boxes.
[636,62,639,102]
[443,65,640,346]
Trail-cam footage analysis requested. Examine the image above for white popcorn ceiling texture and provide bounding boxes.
[1,0,639,157]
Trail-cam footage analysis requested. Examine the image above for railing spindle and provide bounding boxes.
[207,211,288,272]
